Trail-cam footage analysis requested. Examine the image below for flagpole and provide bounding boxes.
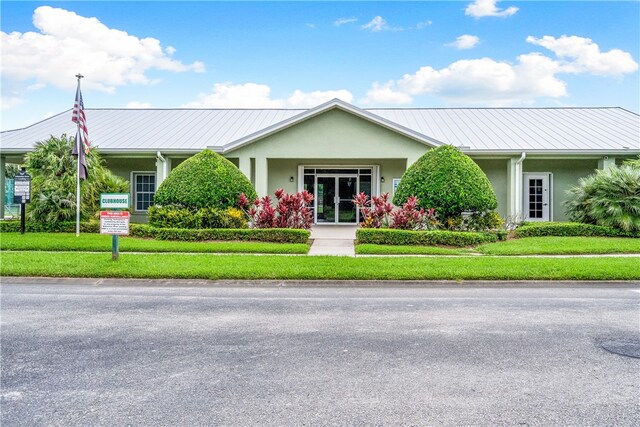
[75,73,83,237]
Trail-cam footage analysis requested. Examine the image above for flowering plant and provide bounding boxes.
[239,189,314,229]
[353,192,439,230]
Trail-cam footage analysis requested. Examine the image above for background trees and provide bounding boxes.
[24,134,128,223]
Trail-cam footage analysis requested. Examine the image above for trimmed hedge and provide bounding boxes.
[515,222,639,238]
[148,205,247,229]
[356,228,506,247]
[153,150,257,210]
[0,221,310,243]
[131,225,310,243]
[0,220,101,233]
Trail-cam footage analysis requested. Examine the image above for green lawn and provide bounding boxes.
[356,236,640,255]
[476,236,640,255]
[356,244,470,255]
[0,233,309,254]
[1,252,638,280]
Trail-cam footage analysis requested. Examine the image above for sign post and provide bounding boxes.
[13,168,31,234]
[100,193,130,261]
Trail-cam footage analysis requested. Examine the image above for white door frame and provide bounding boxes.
[523,173,552,222]
[314,174,358,224]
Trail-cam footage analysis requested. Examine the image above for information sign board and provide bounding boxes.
[100,211,130,235]
[13,172,31,203]
[100,193,130,209]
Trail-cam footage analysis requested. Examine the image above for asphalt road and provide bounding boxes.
[1,280,639,426]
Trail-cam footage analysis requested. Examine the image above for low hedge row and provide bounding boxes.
[131,224,310,243]
[0,220,101,233]
[515,222,639,238]
[0,220,310,243]
[356,228,506,247]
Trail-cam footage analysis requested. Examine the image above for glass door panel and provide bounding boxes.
[338,176,357,223]
[316,177,335,223]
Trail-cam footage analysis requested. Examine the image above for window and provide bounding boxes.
[134,173,156,211]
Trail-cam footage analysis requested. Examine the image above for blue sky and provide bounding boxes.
[2,1,639,130]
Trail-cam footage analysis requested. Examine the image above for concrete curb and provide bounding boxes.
[3,277,639,288]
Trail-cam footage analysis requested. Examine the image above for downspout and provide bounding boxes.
[515,152,526,220]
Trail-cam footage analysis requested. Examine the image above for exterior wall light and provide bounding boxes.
[289,176,294,182]
[381,176,385,183]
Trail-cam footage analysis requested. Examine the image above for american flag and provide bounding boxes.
[72,86,90,154]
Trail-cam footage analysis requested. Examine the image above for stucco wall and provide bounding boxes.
[473,159,509,219]
[228,109,429,162]
[523,158,599,221]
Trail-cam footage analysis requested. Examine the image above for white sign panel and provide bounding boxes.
[100,211,130,235]
[100,193,130,209]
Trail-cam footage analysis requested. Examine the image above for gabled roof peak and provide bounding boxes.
[218,98,444,152]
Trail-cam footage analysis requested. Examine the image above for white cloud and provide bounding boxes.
[527,35,638,76]
[126,101,153,108]
[334,17,357,26]
[1,6,205,94]
[1,95,25,110]
[182,83,353,108]
[361,82,413,105]
[362,55,565,106]
[447,35,480,50]
[305,23,316,29]
[416,20,433,30]
[362,34,637,106]
[361,16,388,32]
[465,0,519,18]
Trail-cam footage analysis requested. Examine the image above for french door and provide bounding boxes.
[524,173,551,221]
[315,175,358,224]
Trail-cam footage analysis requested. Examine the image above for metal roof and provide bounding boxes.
[2,100,638,155]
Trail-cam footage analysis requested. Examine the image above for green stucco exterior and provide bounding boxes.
[2,105,636,224]
[523,158,599,221]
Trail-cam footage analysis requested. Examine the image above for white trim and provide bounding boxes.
[130,171,157,213]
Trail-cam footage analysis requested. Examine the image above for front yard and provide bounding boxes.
[1,251,638,280]
[1,232,639,280]
[356,236,640,255]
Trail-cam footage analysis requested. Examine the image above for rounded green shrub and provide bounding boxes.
[154,149,257,210]
[393,145,497,219]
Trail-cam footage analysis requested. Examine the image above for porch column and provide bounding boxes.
[598,157,616,170]
[255,157,268,197]
[0,156,5,218]
[238,156,251,181]
[507,154,525,220]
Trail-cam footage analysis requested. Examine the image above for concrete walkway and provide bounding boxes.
[308,225,358,256]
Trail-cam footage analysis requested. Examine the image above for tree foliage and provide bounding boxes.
[392,145,497,220]
[154,149,256,209]
[564,164,640,232]
[24,134,128,222]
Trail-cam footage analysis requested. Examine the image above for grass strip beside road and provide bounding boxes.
[0,233,309,254]
[356,236,640,255]
[476,236,640,255]
[2,252,638,280]
[356,244,471,255]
